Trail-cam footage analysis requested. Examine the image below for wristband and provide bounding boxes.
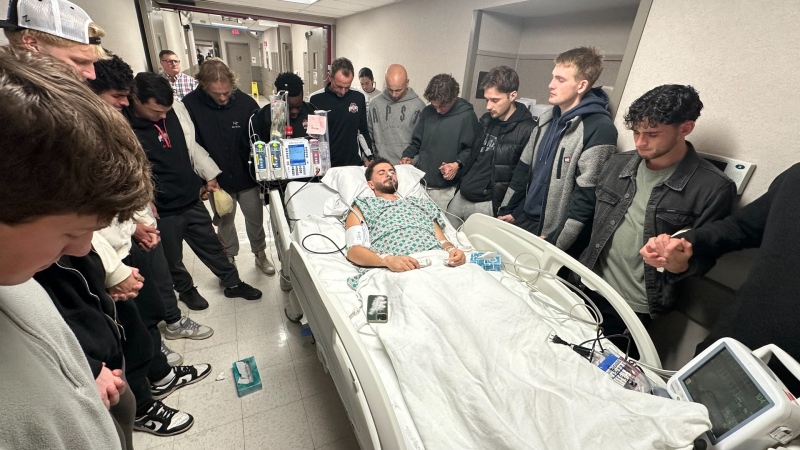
[447,247,458,254]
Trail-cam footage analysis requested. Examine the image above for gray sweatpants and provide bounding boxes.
[446,191,493,225]
[209,186,267,257]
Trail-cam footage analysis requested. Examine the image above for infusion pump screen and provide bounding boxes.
[684,347,772,441]
[288,143,306,166]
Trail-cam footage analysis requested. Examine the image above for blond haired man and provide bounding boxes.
[182,58,275,275]
[1,0,106,79]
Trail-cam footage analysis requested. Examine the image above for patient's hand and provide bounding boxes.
[447,249,466,267]
[384,255,420,272]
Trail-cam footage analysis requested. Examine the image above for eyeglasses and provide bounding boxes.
[161,59,180,65]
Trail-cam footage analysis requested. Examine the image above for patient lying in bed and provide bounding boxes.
[345,158,466,288]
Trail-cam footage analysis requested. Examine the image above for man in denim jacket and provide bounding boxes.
[579,85,735,336]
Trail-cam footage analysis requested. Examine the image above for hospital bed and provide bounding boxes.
[267,172,711,450]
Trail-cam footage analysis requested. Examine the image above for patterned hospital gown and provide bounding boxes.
[346,196,445,289]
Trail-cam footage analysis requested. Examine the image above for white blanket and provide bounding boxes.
[358,261,711,450]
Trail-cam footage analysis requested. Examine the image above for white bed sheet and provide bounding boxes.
[291,215,709,449]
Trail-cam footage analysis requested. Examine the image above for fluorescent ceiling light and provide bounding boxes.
[280,0,319,4]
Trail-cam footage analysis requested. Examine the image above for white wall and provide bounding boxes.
[335,0,522,97]
[160,10,190,73]
[478,11,522,54]
[617,0,800,289]
[519,6,636,55]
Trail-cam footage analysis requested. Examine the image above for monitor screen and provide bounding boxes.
[682,346,772,443]
[288,143,306,166]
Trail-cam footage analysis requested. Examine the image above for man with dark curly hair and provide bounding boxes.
[88,53,133,110]
[578,84,735,338]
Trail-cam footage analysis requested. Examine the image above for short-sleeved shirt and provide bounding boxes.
[346,196,444,288]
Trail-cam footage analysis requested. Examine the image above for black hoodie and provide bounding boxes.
[459,102,535,213]
[123,106,204,217]
[402,98,482,188]
[182,88,260,194]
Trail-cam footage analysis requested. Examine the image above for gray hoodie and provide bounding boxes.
[0,280,121,449]
[368,88,426,164]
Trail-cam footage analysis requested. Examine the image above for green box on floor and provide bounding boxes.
[232,356,262,397]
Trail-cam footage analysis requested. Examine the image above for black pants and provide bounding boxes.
[145,241,182,324]
[513,211,541,235]
[122,244,172,413]
[159,201,241,293]
[109,363,136,450]
[586,290,652,360]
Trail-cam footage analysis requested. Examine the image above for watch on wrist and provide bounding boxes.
[456,160,463,170]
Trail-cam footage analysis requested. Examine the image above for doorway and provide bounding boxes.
[225,42,253,96]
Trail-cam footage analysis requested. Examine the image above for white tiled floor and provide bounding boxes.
[132,207,359,450]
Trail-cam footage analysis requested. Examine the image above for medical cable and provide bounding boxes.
[502,260,604,329]
[300,232,386,269]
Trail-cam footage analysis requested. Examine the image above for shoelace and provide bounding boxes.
[179,317,200,331]
[161,341,175,356]
[174,365,196,378]
[150,401,177,421]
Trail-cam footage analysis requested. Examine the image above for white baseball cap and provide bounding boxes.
[0,0,101,45]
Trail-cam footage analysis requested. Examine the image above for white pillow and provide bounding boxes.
[321,164,426,206]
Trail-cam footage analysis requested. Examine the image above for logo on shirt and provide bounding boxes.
[302,119,308,130]
[231,121,241,129]
[349,103,358,113]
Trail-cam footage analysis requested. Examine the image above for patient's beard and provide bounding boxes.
[374,179,397,195]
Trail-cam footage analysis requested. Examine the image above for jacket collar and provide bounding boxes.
[619,141,702,192]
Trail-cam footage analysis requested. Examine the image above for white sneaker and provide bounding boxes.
[165,316,214,340]
[255,250,276,275]
[161,341,183,366]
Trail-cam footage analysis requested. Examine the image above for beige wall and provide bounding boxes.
[335,0,522,98]
[519,6,636,55]
[617,0,800,289]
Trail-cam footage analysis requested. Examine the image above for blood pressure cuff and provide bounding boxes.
[345,224,370,250]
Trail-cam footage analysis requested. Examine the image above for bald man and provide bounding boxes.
[368,64,426,164]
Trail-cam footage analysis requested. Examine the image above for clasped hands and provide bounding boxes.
[640,234,693,274]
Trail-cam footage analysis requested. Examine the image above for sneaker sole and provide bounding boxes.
[223,291,262,300]
[151,366,213,401]
[134,416,194,437]
[164,329,215,341]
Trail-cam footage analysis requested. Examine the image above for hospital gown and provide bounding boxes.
[347,196,445,289]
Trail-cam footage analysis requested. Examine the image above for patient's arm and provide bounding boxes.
[345,208,421,271]
[433,223,466,267]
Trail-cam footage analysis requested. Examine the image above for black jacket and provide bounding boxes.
[123,106,204,217]
[310,85,373,167]
[579,144,735,316]
[402,98,481,188]
[182,88,260,193]
[251,100,315,141]
[34,252,125,378]
[459,102,535,213]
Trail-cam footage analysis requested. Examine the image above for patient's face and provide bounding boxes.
[368,163,398,194]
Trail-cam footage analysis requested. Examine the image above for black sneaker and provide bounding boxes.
[224,282,262,300]
[178,287,208,310]
[151,364,212,400]
[134,400,194,436]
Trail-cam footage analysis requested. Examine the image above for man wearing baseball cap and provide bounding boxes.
[1,0,106,79]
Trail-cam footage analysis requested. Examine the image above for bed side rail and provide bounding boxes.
[462,214,662,369]
[288,243,407,449]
